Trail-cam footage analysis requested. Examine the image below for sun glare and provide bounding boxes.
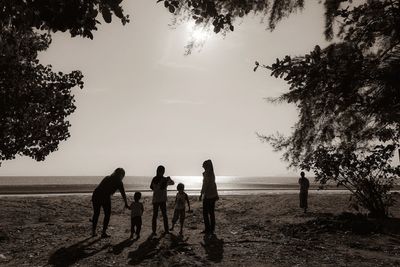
[186,21,211,42]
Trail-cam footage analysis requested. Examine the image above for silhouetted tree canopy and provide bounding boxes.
[256,0,400,167]
[159,0,305,34]
[1,0,128,164]
[161,0,400,161]
[261,36,400,217]
[161,0,400,216]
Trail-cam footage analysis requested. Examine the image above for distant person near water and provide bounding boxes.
[170,183,191,236]
[129,192,144,240]
[199,159,219,235]
[150,165,174,235]
[91,168,129,238]
[298,171,310,213]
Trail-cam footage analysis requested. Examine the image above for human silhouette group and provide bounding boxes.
[91,159,219,239]
[91,160,309,239]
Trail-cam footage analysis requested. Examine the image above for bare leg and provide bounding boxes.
[160,202,169,233]
[92,200,101,237]
[179,210,185,235]
[102,198,111,237]
[152,203,159,234]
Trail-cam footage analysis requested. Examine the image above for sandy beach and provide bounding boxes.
[1,193,400,266]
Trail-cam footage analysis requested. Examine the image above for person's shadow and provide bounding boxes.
[111,238,136,255]
[48,237,109,267]
[201,234,224,263]
[127,234,161,265]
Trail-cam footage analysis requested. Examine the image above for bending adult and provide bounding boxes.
[150,165,174,235]
[91,168,129,238]
[199,159,219,235]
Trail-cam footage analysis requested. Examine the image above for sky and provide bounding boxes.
[0,0,330,177]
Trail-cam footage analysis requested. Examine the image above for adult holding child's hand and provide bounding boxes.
[91,168,129,238]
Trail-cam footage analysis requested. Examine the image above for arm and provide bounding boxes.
[150,178,154,190]
[199,174,207,201]
[199,182,204,201]
[119,182,129,208]
[186,193,191,211]
[167,176,174,186]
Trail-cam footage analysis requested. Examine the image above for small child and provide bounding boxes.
[170,183,190,235]
[129,192,144,239]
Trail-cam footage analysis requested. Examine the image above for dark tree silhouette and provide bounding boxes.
[256,1,400,218]
[158,0,305,34]
[0,0,129,164]
[161,0,400,217]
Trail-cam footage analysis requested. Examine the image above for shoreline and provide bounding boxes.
[0,188,353,197]
[0,183,351,196]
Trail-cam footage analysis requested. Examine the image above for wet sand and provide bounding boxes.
[1,194,400,266]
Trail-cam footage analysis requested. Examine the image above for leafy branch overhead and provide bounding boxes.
[158,0,305,34]
[161,0,400,217]
[1,0,129,39]
[260,0,400,217]
[0,0,129,164]
[257,0,400,166]
[160,0,400,157]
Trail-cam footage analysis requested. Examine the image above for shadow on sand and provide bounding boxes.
[296,211,334,219]
[201,234,224,263]
[111,238,136,255]
[127,234,161,265]
[379,217,400,235]
[283,212,400,237]
[127,233,194,265]
[48,237,109,267]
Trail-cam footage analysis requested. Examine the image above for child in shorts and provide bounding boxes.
[129,192,144,239]
[170,183,190,235]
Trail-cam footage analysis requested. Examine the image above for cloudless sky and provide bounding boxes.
[1,0,330,177]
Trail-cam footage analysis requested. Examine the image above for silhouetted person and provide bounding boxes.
[170,183,191,236]
[129,192,144,240]
[298,171,310,213]
[150,165,174,235]
[199,159,219,235]
[91,168,128,238]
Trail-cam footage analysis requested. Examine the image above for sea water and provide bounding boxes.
[0,175,308,195]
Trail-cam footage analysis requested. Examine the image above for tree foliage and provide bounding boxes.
[1,0,129,39]
[306,145,400,218]
[159,0,305,33]
[259,0,400,217]
[257,0,400,165]
[0,0,128,164]
[161,0,400,216]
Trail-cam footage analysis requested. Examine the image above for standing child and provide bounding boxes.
[170,183,191,235]
[150,165,174,235]
[129,192,144,239]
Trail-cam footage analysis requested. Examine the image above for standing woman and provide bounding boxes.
[199,159,219,235]
[91,168,129,238]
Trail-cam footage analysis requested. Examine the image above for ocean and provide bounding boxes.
[0,175,318,195]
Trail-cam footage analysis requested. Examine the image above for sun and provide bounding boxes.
[186,21,211,42]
